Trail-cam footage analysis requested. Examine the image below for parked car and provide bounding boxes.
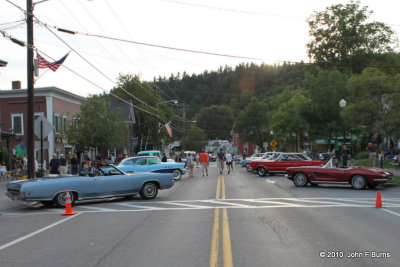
[286,157,393,189]
[5,164,174,207]
[137,150,174,162]
[117,156,186,180]
[209,153,217,162]
[249,152,327,176]
[241,153,266,168]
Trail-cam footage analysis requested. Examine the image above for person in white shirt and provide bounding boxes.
[225,151,233,174]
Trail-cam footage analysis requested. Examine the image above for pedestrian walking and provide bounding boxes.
[59,154,68,174]
[217,148,225,174]
[16,156,24,178]
[225,150,233,174]
[186,152,194,177]
[199,149,209,177]
[49,154,60,174]
[70,153,79,175]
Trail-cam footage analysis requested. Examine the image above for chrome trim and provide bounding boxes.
[310,181,349,184]
[372,178,389,182]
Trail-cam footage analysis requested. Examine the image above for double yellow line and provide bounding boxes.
[210,175,233,267]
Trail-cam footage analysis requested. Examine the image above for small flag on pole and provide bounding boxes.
[37,52,69,72]
[164,122,173,137]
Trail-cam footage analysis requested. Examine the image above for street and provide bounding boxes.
[1,163,399,267]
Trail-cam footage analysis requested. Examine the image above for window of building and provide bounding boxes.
[53,114,60,133]
[11,113,23,135]
[62,116,67,132]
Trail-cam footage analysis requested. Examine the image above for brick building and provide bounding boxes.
[0,83,85,167]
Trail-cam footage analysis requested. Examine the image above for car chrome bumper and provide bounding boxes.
[373,178,391,182]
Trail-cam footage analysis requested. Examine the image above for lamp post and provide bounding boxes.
[339,99,347,166]
[156,100,178,150]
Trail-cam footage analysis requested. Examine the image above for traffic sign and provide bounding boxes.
[34,115,53,138]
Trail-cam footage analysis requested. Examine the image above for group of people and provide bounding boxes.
[184,148,235,178]
[48,153,80,175]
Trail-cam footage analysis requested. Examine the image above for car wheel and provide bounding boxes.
[140,182,158,199]
[257,167,267,177]
[172,169,182,180]
[351,175,367,190]
[293,172,308,187]
[246,166,253,172]
[53,191,76,208]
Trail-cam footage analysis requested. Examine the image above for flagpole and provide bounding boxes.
[27,0,35,179]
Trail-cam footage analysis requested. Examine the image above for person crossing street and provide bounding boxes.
[225,150,233,174]
[199,149,209,177]
[217,148,225,174]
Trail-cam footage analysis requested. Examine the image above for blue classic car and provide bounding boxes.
[117,156,187,180]
[5,164,174,207]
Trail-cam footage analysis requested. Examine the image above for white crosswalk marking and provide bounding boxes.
[4,198,400,216]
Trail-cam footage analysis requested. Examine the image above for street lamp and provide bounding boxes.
[339,99,347,166]
[156,100,178,107]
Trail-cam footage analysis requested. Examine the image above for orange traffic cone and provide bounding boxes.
[374,190,383,208]
[61,190,77,215]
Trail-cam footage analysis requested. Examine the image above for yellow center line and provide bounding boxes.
[210,176,234,267]
[222,208,233,267]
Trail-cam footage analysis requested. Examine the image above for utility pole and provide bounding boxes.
[27,0,35,178]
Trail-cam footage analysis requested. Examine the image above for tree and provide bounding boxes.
[307,0,396,73]
[271,91,311,151]
[182,125,207,152]
[67,96,128,151]
[342,67,399,139]
[112,74,177,150]
[196,105,234,140]
[300,68,349,142]
[235,98,271,148]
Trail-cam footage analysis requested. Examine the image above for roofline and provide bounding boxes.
[0,86,86,103]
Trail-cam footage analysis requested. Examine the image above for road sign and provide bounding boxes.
[34,115,53,138]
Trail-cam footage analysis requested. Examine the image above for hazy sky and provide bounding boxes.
[1,0,399,97]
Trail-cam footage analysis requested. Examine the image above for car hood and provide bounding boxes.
[351,166,393,175]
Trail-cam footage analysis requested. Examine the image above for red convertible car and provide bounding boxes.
[249,153,326,176]
[286,157,393,189]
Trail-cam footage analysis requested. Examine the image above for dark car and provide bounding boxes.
[286,157,393,189]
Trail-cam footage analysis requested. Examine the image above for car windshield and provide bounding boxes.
[96,165,124,175]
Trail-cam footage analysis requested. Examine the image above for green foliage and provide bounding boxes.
[307,0,396,73]
[66,96,128,151]
[235,98,271,148]
[271,90,311,150]
[182,125,207,152]
[301,68,349,139]
[196,105,234,140]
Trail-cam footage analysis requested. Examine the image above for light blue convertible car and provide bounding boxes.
[6,164,174,207]
[117,156,187,180]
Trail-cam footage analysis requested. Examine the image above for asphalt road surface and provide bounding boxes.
[1,163,399,267]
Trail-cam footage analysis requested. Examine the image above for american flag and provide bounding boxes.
[164,122,173,137]
[37,52,69,72]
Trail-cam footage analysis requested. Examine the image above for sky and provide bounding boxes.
[1,0,399,98]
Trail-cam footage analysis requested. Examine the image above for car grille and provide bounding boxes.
[7,189,20,197]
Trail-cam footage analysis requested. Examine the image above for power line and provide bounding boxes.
[159,0,304,20]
